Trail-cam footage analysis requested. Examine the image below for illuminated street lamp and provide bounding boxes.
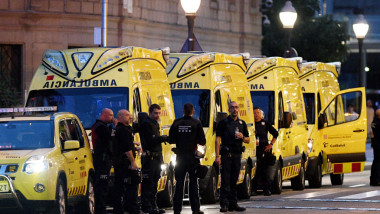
[279,1,297,57]
[353,14,369,87]
[180,0,202,52]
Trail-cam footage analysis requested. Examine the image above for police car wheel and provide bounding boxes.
[238,167,251,199]
[330,173,344,185]
[308,163,322,188]
[77,176,95,214]
[51,178,67,214]
[271,164,282,194]
[291,163,305,190]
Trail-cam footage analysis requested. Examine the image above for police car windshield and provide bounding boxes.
[0,121,53,150]
[26,87,128,129]
[250,91,275,124]
[171,90,210,127]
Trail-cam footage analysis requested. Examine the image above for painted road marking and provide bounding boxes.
[336,190,380,199]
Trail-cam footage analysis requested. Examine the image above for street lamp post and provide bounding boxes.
[353,14,369,87]
[180,0,202,52]
[279,1,297,58]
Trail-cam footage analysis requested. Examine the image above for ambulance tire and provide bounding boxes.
[271,164,282,194]
[238,167,251,199]
[157,170,174,208]
[291,163,305,190]
[330,173,344,185]
[77,176,95,214]
[202,167,219,204]
[50,178,67,214]
[308,163,322,188]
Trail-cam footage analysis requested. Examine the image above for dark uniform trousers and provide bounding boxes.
[371,141,380,185]
[113,165,140,214]
[253,145,272,192]
[93,154,111,214]
[220,152,241,207]
[141,155,162,211]
[173,153,201,213]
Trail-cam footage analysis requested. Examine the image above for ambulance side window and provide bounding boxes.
[215,90,222,114]
[324,99,336,126]
[317,93,322,114]
[278,92,284,122]
[59,120,69,148]
[67,119,85,148]
[133,88,141,122]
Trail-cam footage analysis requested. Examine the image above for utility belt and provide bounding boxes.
[220,145,245,154]
[142,151,162,158]
[93,152,110,162]
[171,148,194,155]
[123,169,142,185]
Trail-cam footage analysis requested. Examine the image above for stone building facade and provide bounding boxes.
[0,0,262,99]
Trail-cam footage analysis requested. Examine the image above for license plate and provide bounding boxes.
[0,182,9,192]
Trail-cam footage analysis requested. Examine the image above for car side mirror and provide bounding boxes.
[63,140,80,150]
[318,113,327,129]
[282,112,292,128]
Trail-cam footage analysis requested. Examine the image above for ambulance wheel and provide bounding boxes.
[157,170,174,208]
[308,163,322,188]
[238,167,251,199]
[271,164,282,194]
[202,167,219,204]
[330,173,344,185]
[291,162,305,190]
[50,178,67,214]
[77,176,95,214]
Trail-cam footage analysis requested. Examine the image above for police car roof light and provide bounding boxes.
[178,53,216,77]
[0,106,58,113]
[42,50,69,76]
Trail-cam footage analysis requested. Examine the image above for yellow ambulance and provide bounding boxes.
[0,108,94,213]
[246,57,308,194]
[167,52,256,203]
[300,62,367,187]
[25,47,176,207]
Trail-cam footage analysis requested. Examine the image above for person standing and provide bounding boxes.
[169,103,206,214]
[140,104,168,214]
[113,110,141,214]
[91,108,115,214]
[370,109,380,186]
[367,100,375,137]
[215,101,250,212]
[252,107,278,196]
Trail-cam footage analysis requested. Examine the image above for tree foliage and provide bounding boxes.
[262,0,349,62]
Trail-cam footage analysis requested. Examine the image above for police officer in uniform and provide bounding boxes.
[140,104,168,214]
[370,109,380,186]
[215,101,249,212]
[113,110,141,214]
[169,103,206,214]
[91,108,115,214]
[252,107,278,196]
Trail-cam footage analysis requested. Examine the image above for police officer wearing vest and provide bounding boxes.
[91,108,116,214]
[140,104,168,214]
[169,103,206,214]
[252,107,278,196]
[370,109,380,186]
[113,109,141,214]
[215,101,249,212]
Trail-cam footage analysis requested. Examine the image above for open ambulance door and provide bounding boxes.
[317,87,366,174]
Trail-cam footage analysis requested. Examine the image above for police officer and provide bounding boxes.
[113,110,141,214]
[140,104,168,214]
[91,108,115,214]
[252,107,278,196]
[169,103,206,214]
[370,109,380,186]
[215,101,249,212]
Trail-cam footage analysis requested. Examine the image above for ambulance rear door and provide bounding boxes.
[317,87,366,173]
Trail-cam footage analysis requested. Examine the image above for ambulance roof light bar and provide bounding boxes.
[177,52,216,77]
[0,106,58,113]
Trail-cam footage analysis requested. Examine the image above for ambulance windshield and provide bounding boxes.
[171,90,210,127]
[0,121,53,150]
[26,87,128,129]
[250,91,275,124]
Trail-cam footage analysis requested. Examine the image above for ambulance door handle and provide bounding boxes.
[353,129,365,133]
[84,155,87,158]
[74,157,78,160]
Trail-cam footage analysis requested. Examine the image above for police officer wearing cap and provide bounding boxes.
[169,103,206,214]
[252,107,278,196]
[91,108,116,214]
[215,101,249,212]
[140,104,168,214]
[113,109,141,214]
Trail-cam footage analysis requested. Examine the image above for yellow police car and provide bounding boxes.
[0,107,95,214]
